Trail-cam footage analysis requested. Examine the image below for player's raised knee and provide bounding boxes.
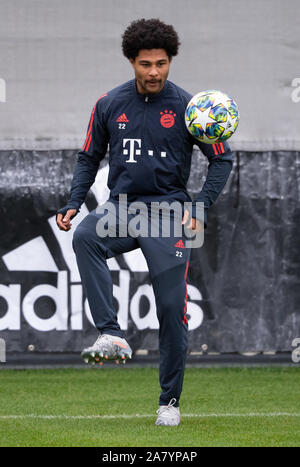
[72,225,95,251]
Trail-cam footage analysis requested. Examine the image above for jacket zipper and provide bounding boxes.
[142,95,149,135]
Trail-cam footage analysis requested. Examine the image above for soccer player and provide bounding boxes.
[56,18,233,426]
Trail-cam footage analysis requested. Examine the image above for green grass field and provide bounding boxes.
[0,366,299,447]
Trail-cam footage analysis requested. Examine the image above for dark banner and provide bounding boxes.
[0,149,299,354]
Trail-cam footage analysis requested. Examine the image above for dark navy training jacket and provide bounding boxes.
[61,79,233,225]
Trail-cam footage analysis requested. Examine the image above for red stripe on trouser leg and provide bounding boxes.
[183,284,188,325]
[183,260,189,324]
[220,142,224,153]
[184,260,189,280]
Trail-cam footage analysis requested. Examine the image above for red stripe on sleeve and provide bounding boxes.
[219,142,225,154]
[84,133,92,153]
[212,144,219,156]
[82,105,96,150]
[82,93,107,151]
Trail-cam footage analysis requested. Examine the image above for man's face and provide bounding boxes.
[130,49,171,95]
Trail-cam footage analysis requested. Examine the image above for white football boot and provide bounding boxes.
[155,398,181,426]
[81,334,132,365]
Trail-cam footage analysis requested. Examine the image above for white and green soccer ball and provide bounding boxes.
[185,90,240,144]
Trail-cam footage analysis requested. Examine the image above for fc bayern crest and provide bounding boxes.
[160,110,176,128]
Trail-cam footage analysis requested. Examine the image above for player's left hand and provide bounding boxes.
[182,209,204,232]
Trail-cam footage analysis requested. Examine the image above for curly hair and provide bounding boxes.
[122,18,180,60]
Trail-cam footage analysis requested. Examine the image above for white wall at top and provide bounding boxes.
[0,0,299,151]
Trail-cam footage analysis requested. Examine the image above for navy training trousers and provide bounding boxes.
[72,201,191,407]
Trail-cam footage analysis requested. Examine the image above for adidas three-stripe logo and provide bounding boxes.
[116,113,129,123]
[174,239,185,249]
[212,143,225,156]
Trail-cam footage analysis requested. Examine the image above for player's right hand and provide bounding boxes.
[56,209,77,231]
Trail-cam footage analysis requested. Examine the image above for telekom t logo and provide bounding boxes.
[123,139,141,163]
[123,138,167,163]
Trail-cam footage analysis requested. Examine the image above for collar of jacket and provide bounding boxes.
[131,79,170,102]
